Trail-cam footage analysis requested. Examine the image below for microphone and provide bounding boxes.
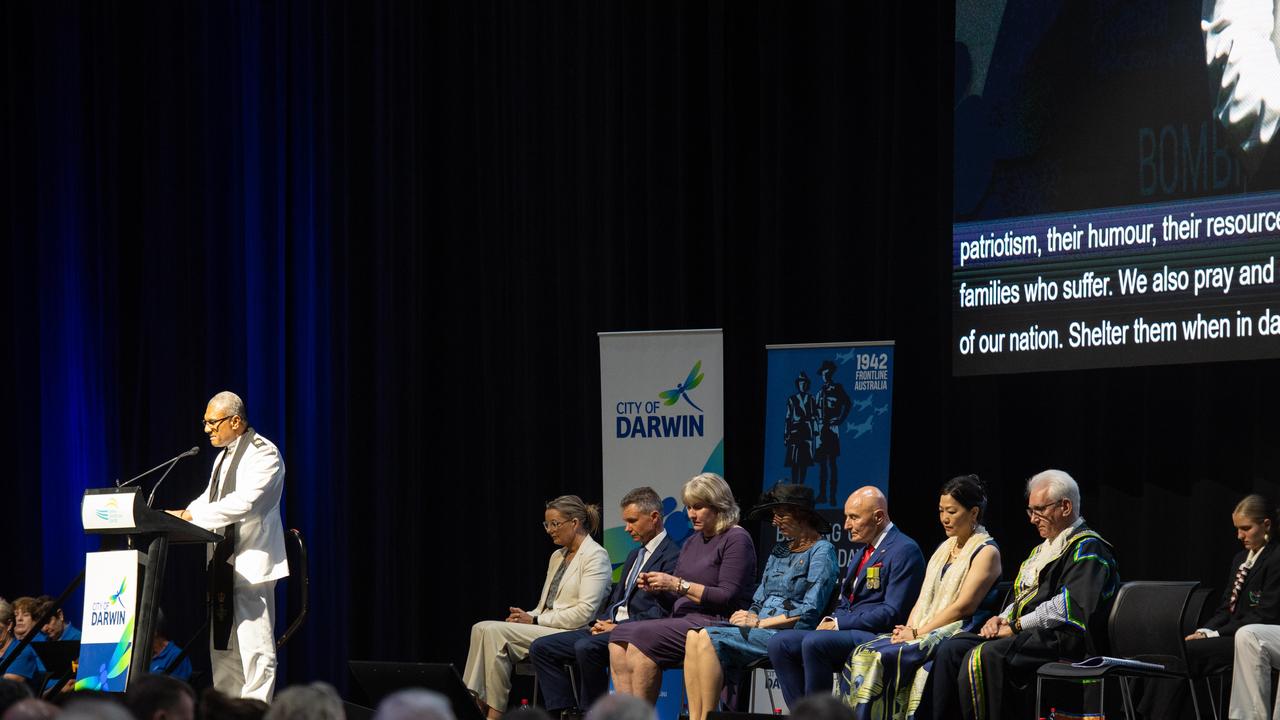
[147,446,199,508]
[117,446,201,488]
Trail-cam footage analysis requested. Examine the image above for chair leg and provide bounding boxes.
[566,664,579,708]
[733,667,753,713]
[765,669,778,714]
[1035,677,1042,718]
[1181,677,1200,720]
[1118,677,1136,720]
[1213,671,1223,717]
[1201,675,1219,720]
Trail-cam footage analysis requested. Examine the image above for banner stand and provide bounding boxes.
[753,341,896,714]
[599,329,725,720]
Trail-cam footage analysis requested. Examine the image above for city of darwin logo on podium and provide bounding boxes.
[95,498,122,524]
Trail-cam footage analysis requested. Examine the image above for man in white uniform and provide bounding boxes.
[168,391,288,701]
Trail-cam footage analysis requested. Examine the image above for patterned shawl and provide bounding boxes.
[912,526,993,628]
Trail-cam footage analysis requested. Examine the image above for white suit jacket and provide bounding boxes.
[527,534,611,630]
[185,431,290,584]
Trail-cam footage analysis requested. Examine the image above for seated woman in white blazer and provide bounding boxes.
[464,495,612,718]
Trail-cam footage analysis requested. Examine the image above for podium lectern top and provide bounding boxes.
[82,487,221,544]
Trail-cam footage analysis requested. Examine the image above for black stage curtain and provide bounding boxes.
[2,0,1276,692]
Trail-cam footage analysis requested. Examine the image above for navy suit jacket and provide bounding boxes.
[1206,544,1280,636]
[596,533,681,623]
[832,524,925,632]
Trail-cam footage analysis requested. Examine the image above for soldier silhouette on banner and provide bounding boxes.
[814,360,852,506]
[783,371,817,485]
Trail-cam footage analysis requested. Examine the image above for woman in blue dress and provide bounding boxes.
[682,483,839,720]
[840,474,1001,720]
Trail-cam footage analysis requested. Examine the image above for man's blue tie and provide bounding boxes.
[612,546,647,620]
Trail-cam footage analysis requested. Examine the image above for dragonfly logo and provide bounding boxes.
[658,361,705,412]
[109,578,127,607]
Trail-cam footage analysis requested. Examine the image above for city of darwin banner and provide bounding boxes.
[76,550,140,692]
[599,329,724,720]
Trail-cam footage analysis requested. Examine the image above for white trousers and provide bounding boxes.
[210,578,278,702]
[1231,624,1280,720]
[462,620,562,712]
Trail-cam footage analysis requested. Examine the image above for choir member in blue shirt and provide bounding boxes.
[0,600,42,683]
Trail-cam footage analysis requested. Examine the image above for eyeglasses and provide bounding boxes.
[203,416,233,431]
[1025,499,1065,518]
[542,518,577,531]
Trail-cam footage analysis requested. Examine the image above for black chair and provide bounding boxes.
[991,579,1014,607]
[277,528,309,648]
[1181,586,1214,635]
[739,655,778,713]
[1035,581,1210,720]
[973,580,1012,629]
[1179,586,1227,712]
[513,659,539,707]
[516,655,579,709]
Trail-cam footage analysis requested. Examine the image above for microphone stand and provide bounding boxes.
[117,454,184,488]
[146,457,183,508]
[113,447,199,507]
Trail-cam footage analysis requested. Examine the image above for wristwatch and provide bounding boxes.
[1011,617,1022,633]
[678,578,691,595]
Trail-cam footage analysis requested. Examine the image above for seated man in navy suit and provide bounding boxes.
[767,486,925,707]
[530,486,680,716]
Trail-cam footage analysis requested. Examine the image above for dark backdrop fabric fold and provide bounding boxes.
[2,0,1275,693]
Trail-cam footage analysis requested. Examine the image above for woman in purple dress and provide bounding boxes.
[609,473,757,703]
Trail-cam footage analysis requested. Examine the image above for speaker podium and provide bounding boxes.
[79,487,220,691]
